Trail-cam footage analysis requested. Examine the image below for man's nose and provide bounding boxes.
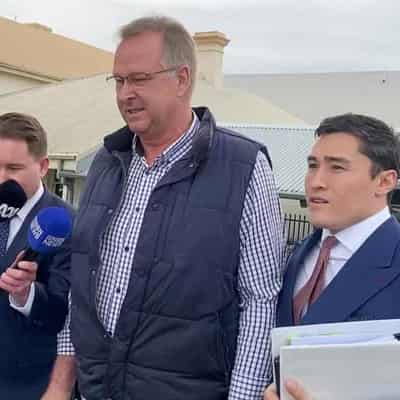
[118,81,138,100]
[310,168,327,189]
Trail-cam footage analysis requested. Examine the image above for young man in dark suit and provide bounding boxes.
[264,113,400,399]
[278,113,400,327]
[0,113,73,400]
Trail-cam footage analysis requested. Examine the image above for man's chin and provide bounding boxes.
[307,213,327,230]
[126,122,147,134]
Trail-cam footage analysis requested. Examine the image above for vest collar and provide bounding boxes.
[103,107,215,164]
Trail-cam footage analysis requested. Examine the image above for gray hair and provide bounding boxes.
[119,15,197,93]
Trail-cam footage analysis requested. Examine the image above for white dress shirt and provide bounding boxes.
[8,182,44,316]
[294,207,391,306]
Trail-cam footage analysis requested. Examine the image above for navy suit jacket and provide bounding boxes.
[0,190,74,400]
[277,216,400,327]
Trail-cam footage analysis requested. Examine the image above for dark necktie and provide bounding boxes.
[0,219,10,257]
[293,235,337,324]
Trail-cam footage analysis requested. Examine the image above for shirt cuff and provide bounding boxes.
[229,371,268,400]
[9,283,35,317]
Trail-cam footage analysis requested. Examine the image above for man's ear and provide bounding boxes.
[176,64,191,97]
[39,157,49,179]
[376,169,398,197]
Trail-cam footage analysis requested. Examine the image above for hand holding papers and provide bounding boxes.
[272,319,400,400]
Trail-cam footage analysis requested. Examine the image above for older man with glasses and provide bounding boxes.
[42,15,283,400]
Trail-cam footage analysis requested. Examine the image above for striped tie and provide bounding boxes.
[293,235,337,324]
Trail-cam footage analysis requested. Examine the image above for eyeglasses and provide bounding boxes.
[106,66,179,87]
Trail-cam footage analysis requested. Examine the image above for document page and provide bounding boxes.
[272,319,400,400]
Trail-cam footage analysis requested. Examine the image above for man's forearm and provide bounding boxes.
[41,355,76,400]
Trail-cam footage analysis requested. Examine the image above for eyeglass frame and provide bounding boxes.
[106,66,182,87]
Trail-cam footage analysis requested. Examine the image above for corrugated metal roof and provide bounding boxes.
[73,124,315,197]
[224,124,315,196]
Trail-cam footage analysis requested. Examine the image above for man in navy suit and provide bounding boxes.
[278,113,400,327]
[264,113,400,399]
[0,113,72,400]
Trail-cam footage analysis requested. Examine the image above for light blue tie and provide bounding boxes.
[0,219,10,257]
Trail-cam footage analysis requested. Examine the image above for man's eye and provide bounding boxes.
[133,75,147,82]
[308,163,318,169]
[129,74,149,85]
[332,165,345,171]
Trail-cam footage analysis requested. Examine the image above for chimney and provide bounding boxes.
[193,31,229,89]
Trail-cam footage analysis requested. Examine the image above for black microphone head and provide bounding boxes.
[0,179,28,221]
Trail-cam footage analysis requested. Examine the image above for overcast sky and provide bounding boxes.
[2,0,400,74]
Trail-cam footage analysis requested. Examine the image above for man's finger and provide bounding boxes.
[15,261,38,273]
[3,266,36,281]
[0,278,30,294]
[9,250,27,269]
[264,384,279,400]
[285,378,312,400]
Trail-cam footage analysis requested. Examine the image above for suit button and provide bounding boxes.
[152,202,160,211]
[136,268,146,277]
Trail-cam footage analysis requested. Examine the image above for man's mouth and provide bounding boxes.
[309,196,329,204]
[126,107,144,115]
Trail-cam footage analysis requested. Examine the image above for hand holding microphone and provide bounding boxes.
[0,206,72,306]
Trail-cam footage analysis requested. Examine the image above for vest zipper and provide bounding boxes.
[93,151,130,331]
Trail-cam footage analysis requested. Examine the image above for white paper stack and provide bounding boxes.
[272,319,400,400]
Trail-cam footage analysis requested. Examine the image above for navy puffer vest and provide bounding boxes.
[71,107,270,400]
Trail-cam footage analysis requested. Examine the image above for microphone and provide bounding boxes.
[0,180,27,221]
[22,206,73,262]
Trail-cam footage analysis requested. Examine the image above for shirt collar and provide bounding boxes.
[16,182,44,222]
[322,206,391,254]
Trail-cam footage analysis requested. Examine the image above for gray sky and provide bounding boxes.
[2,0,400,74]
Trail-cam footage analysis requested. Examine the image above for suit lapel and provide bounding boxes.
[301,217,400,325]
[278,230,322,326]
[0,191,47,273]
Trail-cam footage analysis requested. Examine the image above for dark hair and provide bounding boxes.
[0,112,47,158]
[315,113,400,179]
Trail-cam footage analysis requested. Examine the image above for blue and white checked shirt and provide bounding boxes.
[58,114,283,400]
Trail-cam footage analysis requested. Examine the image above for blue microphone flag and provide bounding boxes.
[28,206,72,255]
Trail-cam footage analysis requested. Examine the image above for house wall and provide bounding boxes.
[0,71,46,95]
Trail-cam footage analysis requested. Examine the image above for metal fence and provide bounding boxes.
[283,213,314,259]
